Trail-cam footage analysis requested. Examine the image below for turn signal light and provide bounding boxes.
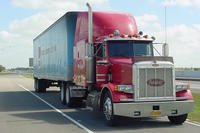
[114,85,118,91]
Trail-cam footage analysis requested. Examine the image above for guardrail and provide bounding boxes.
[175,71,200,81]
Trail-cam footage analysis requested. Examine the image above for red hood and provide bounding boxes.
[107,57,173,85]
[109,58,133,84]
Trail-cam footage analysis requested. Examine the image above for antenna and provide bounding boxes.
[164,6,167,44]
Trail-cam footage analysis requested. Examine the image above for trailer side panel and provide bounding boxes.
[33,12,77,81]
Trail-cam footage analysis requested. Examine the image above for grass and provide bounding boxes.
[21,73,33,79]
[188,93,200,122]
[0,72,13,75]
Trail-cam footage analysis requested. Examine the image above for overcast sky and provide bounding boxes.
[0,0,200,68]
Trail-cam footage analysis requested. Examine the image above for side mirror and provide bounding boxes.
[162,43,169,56]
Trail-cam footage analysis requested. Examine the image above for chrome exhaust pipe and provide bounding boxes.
[86,3,96,85]
[86,3,93,44]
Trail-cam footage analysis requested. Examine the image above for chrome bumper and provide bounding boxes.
[113,100,194,117]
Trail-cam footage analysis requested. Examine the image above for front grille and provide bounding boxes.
[137,67,174,101]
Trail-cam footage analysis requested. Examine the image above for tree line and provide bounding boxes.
[0,65,5,72]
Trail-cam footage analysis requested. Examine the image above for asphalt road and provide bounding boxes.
[0,74,200,133]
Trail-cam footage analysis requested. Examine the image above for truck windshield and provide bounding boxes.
[108,41,153,57]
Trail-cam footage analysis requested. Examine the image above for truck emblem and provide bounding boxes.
[152,63,159,67]
[147,79,165,86]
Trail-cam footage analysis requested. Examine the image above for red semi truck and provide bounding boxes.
[33,3,193,125]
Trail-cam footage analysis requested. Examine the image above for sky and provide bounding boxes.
[0,0,200,68]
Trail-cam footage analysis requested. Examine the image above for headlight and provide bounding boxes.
[114,85,134,93]
[176,84,189,92]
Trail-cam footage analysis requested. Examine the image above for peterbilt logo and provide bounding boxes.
[147,79,165,86]
[152,63,159,67]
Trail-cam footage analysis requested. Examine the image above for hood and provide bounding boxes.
[107,57,173,85]
[109,57,133,84]
[109,57,133,65]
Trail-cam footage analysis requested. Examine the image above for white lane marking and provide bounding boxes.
[186,120,200,127]
[17,84,94,133]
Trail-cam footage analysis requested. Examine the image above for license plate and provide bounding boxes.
[151,110,161,117]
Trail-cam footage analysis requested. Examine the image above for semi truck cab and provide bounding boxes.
[88,31,193,125]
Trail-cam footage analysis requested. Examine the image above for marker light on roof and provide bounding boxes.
[120,34,126,38]
[139,31,143,36]
[109,34,114,38]
[143,35,148,38]
[133,33,140,38]
[114,30,120,36]
[151,36,156,41]
[128,33,134,38]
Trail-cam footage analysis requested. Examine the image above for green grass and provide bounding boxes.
[188,93,200,122]
[0,72,13,75]
[21,73,33,79]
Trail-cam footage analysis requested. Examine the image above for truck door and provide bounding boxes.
[95,43,109,87]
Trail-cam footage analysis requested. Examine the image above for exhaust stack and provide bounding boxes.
[86,3,93,44]
[86,3,96,85]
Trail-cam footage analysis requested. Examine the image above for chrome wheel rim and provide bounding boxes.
[103,97,112,120]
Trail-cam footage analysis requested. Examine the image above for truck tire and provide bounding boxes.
[34,78,38,92]
[38,79,46,92]
[66,86,74,107]
[60,82,66,105]
[34,78,46,93]
[168,114,188,124]
[103,92,117,126]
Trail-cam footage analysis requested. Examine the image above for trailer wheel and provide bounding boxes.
[168,114,188,124]
[34,78,38,92]
[60,82,66,105]
[37,79,46,93]
[103,92,117,126]
[34,78,46,92]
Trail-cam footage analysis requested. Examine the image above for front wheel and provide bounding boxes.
[103,92,117,126]
[168,114,188,124]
